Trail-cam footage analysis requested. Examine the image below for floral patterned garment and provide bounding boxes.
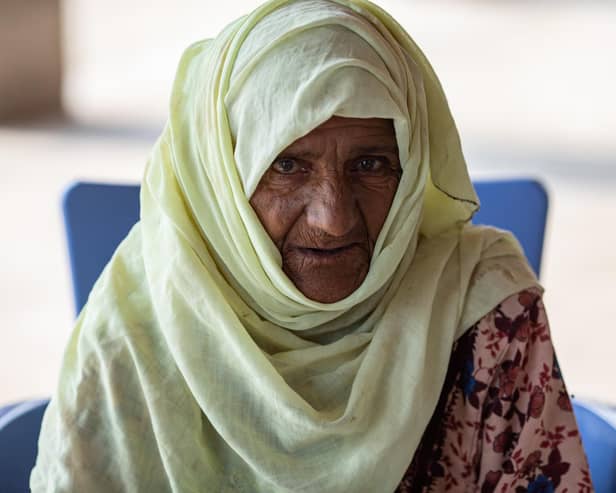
[397,290,593,492]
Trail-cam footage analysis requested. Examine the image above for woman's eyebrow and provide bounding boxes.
[350,144,399,155]
[277,148,321,160]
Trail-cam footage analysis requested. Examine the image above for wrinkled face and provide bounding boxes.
[250,116,401,303]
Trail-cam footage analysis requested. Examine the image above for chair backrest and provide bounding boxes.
[63,179,548,314]
[63,182,140,313]
[472,179,548,276]
[0,399,50,492]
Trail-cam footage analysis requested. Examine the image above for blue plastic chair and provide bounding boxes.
[473,179,548,277]
[62,178,547,314]
[0,178,610,491]
[63,182,140,313]
[0,399,50,492]
[572,400,616,493]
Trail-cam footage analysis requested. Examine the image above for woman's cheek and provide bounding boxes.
[250,189,304,247]
[355,178,399,236]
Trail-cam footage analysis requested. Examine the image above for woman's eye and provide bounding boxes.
[272,158,301,174]
[360,158,379,171]
[353,157,385,173]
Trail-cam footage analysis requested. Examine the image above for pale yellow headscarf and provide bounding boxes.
[32,1,540,491]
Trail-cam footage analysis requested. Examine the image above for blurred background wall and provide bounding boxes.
[1,0,615,404]
[0,0,62,119]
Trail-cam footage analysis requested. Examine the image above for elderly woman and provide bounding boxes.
[31,0,591,491]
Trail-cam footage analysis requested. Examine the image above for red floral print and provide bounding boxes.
[397,290,592,492]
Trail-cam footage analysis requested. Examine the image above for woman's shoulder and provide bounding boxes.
[450,288,551,413]
[470,287,547,366]
[399,289,591,491]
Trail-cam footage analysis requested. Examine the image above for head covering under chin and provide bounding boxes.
[31,1,540,492]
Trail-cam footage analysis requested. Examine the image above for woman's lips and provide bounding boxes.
[294,243,364,262]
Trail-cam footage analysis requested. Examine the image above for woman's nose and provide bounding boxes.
[305,175,360,238]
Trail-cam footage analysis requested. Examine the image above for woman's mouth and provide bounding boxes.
[298,244,356,257]
[282,241,371,301]
[292,244,366,264]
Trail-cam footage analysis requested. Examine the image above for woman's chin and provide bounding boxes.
[284,261,369,304]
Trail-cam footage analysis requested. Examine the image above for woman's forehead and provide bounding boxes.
[280,117,398,154]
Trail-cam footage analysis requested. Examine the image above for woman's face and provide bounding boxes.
[250,116,401,303]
